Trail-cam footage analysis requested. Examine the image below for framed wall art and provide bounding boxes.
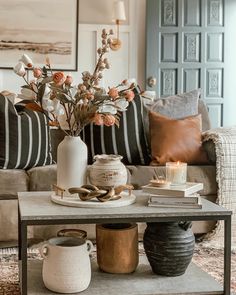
[0,0,79,70]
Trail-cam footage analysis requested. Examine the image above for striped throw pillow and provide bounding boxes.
[0,94,52,169]
[82,89,150,165]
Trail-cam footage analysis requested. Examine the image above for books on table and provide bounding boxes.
[148,194,202,209]
[142,182,203,209]
[142,182,203,197]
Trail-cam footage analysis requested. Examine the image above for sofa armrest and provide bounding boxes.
[202,126,236,164]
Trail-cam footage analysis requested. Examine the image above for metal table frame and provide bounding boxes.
[18,194,232,295]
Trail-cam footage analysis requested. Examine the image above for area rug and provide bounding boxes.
[0,243,235,295]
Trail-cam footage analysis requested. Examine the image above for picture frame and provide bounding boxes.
[0,0,79,71]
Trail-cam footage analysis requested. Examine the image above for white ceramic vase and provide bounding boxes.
[57,136,87,193]
[40,237,93,293]
[88,154,127,188]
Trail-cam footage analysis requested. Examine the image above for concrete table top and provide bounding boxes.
[18,191,232,225]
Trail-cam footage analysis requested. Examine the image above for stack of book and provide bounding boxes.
[142,182,203,209]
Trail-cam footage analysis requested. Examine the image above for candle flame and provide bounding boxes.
[177,161,180,165]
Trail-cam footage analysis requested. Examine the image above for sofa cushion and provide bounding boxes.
[126,165,217,196]
[0,169,28,195]
[150,89,200,119]
[149,111,209,165]
[27,164,57,191]
[142,89,202,141]
[0,94,53,169]
[83,89,150,165]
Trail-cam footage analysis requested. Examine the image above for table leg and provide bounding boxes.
[18,203,21,261]
[224,216,231,295]
[20,222,28,295]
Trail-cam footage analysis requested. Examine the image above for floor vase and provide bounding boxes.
[57,136,87,192]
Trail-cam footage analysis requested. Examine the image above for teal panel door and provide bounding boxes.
[146,0,234,127]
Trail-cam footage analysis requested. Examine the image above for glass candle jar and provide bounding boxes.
[166,162,187,186]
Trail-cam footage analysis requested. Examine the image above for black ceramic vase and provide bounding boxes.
[143,222,195,276]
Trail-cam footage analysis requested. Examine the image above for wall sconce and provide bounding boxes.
[110,1,126,51]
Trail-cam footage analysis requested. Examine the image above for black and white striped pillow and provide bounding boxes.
[82,89,150,165]
[0,94,52,169]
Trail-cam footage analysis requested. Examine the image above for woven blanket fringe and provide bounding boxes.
[202,126,236,248]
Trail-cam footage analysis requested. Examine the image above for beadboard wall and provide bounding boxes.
[0,0,146,97]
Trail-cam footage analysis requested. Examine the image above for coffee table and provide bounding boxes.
[18,191,232,295]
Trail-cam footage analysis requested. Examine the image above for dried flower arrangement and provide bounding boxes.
[14,28,135,136]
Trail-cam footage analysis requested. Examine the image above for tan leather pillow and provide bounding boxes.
[149,111,209,165]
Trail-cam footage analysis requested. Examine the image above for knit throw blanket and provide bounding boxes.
[202,126,236,248]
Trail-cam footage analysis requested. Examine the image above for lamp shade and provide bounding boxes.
[113,1,126,21]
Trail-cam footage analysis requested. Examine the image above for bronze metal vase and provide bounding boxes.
[96,223,139,274]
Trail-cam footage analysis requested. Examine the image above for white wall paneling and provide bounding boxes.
[223,0,236,126]
[0,0,137,97]
[78,23,136,89]
[79,0,130,25]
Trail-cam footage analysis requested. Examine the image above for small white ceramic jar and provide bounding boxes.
[88,154,127,188]
[40,237,93,293]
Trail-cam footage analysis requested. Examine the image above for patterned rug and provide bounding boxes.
[0,243,235,294]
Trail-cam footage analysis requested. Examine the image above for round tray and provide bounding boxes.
[51,191,136,208]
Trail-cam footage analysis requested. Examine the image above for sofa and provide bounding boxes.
[0,91,217,243]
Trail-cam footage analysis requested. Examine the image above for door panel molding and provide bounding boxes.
[207,0,224,26]
[161,0,178,27]
[146,0,226,127]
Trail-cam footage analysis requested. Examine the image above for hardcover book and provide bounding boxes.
[148,196,202,209]
[149,194,200,204]
[142,182,203,197]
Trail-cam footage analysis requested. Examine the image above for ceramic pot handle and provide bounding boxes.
[86,240,94,254]
[40,243,49,259]
[86,167,91,181]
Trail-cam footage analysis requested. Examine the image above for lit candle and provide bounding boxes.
[166,161,187,186]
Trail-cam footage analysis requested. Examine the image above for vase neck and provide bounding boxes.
[94,154,123,162]
[64,135,82,142]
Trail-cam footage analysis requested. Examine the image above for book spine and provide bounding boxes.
[143,187,184,197]
[142,182,203,197]
[148,203,202,209]
[149,194,200,203]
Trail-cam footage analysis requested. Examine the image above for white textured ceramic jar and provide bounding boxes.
[89,154,127,188]
[40,237,93,294]
[57,136,87,193]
